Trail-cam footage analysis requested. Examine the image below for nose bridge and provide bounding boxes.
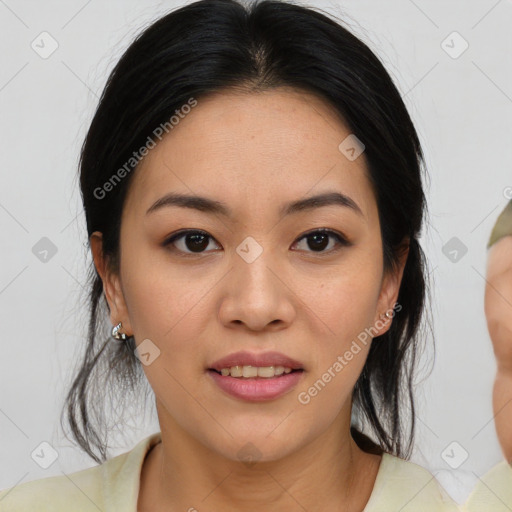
[233,234,278,294]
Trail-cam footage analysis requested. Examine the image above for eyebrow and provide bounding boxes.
[145,191,363,218]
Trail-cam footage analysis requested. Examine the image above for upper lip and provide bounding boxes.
[208,351,304,371]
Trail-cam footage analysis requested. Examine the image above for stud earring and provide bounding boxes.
[111,322,127,341]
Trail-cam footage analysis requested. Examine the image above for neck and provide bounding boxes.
[138,405,381,512]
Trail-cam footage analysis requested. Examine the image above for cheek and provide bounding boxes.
[120,255,211,399]
[303,260,382,346]
[293,272,380,415]
[120,239,211,339]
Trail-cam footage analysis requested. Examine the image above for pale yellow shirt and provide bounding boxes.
[0,432,461,511]
[462,460,512,512]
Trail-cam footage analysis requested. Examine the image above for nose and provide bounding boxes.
[217,241,296,332]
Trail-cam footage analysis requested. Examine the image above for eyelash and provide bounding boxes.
[162,228,351,257]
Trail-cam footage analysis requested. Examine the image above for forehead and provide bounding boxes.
[123,87,376,223]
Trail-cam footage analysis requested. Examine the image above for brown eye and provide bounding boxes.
[163,229,220,254]
[293,229,350,253]
[163,228,350,257]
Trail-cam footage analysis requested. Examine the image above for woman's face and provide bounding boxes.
[93,87,405,462]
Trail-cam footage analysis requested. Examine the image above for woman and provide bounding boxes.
[0,0,460,510]
[486,199,512,465]
[464,200,512,512]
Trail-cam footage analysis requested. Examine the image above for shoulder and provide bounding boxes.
[364,453,461,511]
[488,200,512,247]
[0,469,102,511]
[0,432,162,512]
[0,460,109,511]
[463,460,512,512]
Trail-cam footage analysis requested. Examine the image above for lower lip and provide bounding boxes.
[208,369,304,401]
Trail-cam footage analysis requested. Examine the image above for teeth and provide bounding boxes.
[218,365,294,378]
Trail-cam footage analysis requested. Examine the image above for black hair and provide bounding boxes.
[61,0,429,464]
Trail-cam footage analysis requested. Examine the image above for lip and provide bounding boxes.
[208,369,305,401]
[208,350,304,372]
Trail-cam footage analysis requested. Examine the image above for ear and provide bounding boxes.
[373,239,409,336]
[90,231,133,336]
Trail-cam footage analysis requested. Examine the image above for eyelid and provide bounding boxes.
[162,227,351,255]
[292,228,352,253]
[163,229,220,255]
[296,228,351,245]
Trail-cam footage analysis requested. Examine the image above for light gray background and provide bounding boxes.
[1,0,511,505]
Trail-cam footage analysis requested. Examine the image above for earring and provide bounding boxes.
[380,311,393,321]
[111,322,127,341]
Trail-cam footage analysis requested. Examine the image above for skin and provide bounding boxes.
[90,87,408,511]
[484,235,512,463]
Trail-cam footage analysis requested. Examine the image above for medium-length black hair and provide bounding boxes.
[61,0,429,464]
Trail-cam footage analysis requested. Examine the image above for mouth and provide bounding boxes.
[207,367,304,379]
[208,350,305,374]
[206,350,305,401]
[207,365,305,402]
